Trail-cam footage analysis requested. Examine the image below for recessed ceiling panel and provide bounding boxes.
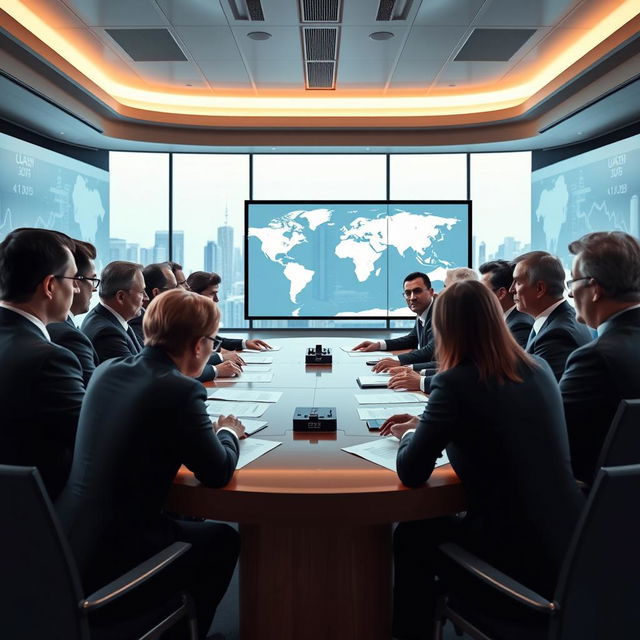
[105,28,187,61]
[155,0,229,26]
[62,0,167,27]
[175,27,240,61]
[455,28,537,61]
[475,0,580,28]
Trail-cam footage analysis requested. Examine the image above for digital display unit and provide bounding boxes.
[245,200,471,320]
[532,132,640,269]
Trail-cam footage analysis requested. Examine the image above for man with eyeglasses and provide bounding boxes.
[128,262,177,346]
[81,261,149,363]
[0,228,85,500]
[479,259,533,348]
[48,239,101,386]
[352,272,436,371]
[167,260,190,290]
[560,231,640,484]
[509,251,591,381]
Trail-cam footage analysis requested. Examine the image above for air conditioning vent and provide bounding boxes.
[304,27,337,61]
[246,0,265,21]
[105,28,186,62]
[376,0,413,21]
[227,0,265,21]
[306,61,335,88]
[376,0,395,21]
[455,28,536,61]
[300,0,340,23]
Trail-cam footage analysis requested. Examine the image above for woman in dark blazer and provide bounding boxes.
[381,280,584,640]
[57,288,245,638]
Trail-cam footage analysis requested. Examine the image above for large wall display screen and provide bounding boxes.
[246,200,471,319]
[0,132,109,268]
[532,132,640,268]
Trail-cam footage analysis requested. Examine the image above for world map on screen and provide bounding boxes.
[247,202,469,318]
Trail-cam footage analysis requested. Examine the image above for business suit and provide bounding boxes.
[0,307,84,500]
[525,300,592,380]
[393,357,584,637]
[57,345,240,636]
[506,308,534,348]
[128,307,144,346]
[49,315,100,386]
[81,302,142,363]
[386,303,435,365]
[560,306,640,483]
[217,335,243,351]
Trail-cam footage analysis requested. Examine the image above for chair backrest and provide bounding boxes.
[596,399,640,470]
[0,465,89,640]
[551,464,640,640]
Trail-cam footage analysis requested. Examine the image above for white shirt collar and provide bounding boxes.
[533,299,565,334]
[504,304,516,319]
[99,300,129,332]
[0,302,50,340]
[597,303,640,336]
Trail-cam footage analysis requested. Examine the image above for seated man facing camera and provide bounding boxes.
[57,288,245,639]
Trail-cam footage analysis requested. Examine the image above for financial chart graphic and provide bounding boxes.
[246,201,470,319]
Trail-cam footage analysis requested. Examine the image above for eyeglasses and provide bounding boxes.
[177,280,191,290]
[56,275,101,288]
[565,276,593,289]
[203,336,216,344]
[402,287,426,298]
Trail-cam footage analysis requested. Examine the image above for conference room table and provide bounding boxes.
[167,336,466,640]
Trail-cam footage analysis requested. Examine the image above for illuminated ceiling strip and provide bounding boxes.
[4,0,640,118]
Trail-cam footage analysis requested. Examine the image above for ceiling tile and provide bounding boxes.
[232,26,302,60]
[336,58,396,88]
[199,59,253,89]
[389,59,447,89]
[339,26,409,61]
[131,61,208,86]
[400,26,469,60]
[61,0,167,27]
[475,0,582,28]
[250,58,304,88]
[155,0,229,26]
[175,26,240,61]
[412,0,487,26]
[433,61,511,88]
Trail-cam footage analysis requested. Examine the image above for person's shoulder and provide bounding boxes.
[430,362,477,388]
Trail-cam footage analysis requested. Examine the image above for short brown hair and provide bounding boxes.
[434,280,535,382]
[187,271,221,294]
[99,261,142,298]
[143,288,220,355]
[568,231,640,302]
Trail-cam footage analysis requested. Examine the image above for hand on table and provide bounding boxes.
[351,340,381,352]
[221,349,246,366]
[215,414,247,439]
[372,357,401,373]
[246,339,273,351]
[217,360,242,378]
[388,369,422,391]
[379,414,419,437]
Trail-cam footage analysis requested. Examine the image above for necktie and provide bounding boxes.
[417,318,424,349]
[127,326,142,353]
[525,328,537,352]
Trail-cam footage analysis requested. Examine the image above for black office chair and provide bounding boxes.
[434,464,640,640]
[0,465,199,640]
[595,399,640,469]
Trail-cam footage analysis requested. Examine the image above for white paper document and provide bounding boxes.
[240,356,273,364]
[344,349,388,357]
[242,345,281,352]
[355,392,427,405]
[208,389,282,403]
[235,372,274,383]
[342,437,449,472]
[242,364,271,372]
[236,438,282,469]
[356,404,426,420]
[240,419,268,436]
[206,401,270,418]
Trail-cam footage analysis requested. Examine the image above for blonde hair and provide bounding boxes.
[143,288,219,355]
[434,280,535,383]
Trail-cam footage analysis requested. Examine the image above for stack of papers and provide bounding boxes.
[356,404,426,420]
[208,389,282,403]
[206,401,270,418]
[241,356,273,364]
[233,372,274,383]
[355,391,427,404]
[356,375,390,388]
[242,345,281,352]
[343,348,388,357]
[342,437,449,472]
[237,438,282,469]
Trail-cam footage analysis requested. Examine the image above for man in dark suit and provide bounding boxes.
[510,250,592,380]
[81,261,148,363]
[0,228,85,500]
[479,259,533,347]
[353,272,435,370]
[48,239,100,386]
[560,231,640,483]
[58,289,244,639]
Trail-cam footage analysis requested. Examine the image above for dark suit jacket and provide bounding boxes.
[128,308,144,346]
[506,308,534,348]
[49,316,99,387]
[386,304,435,365]
[217,335,243,351]
[397,357,584,594]
[81,303,142,363]
[0,307,84,499]
[560,306,640,483]
[56,345,240,583]
[526,300,592,381]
